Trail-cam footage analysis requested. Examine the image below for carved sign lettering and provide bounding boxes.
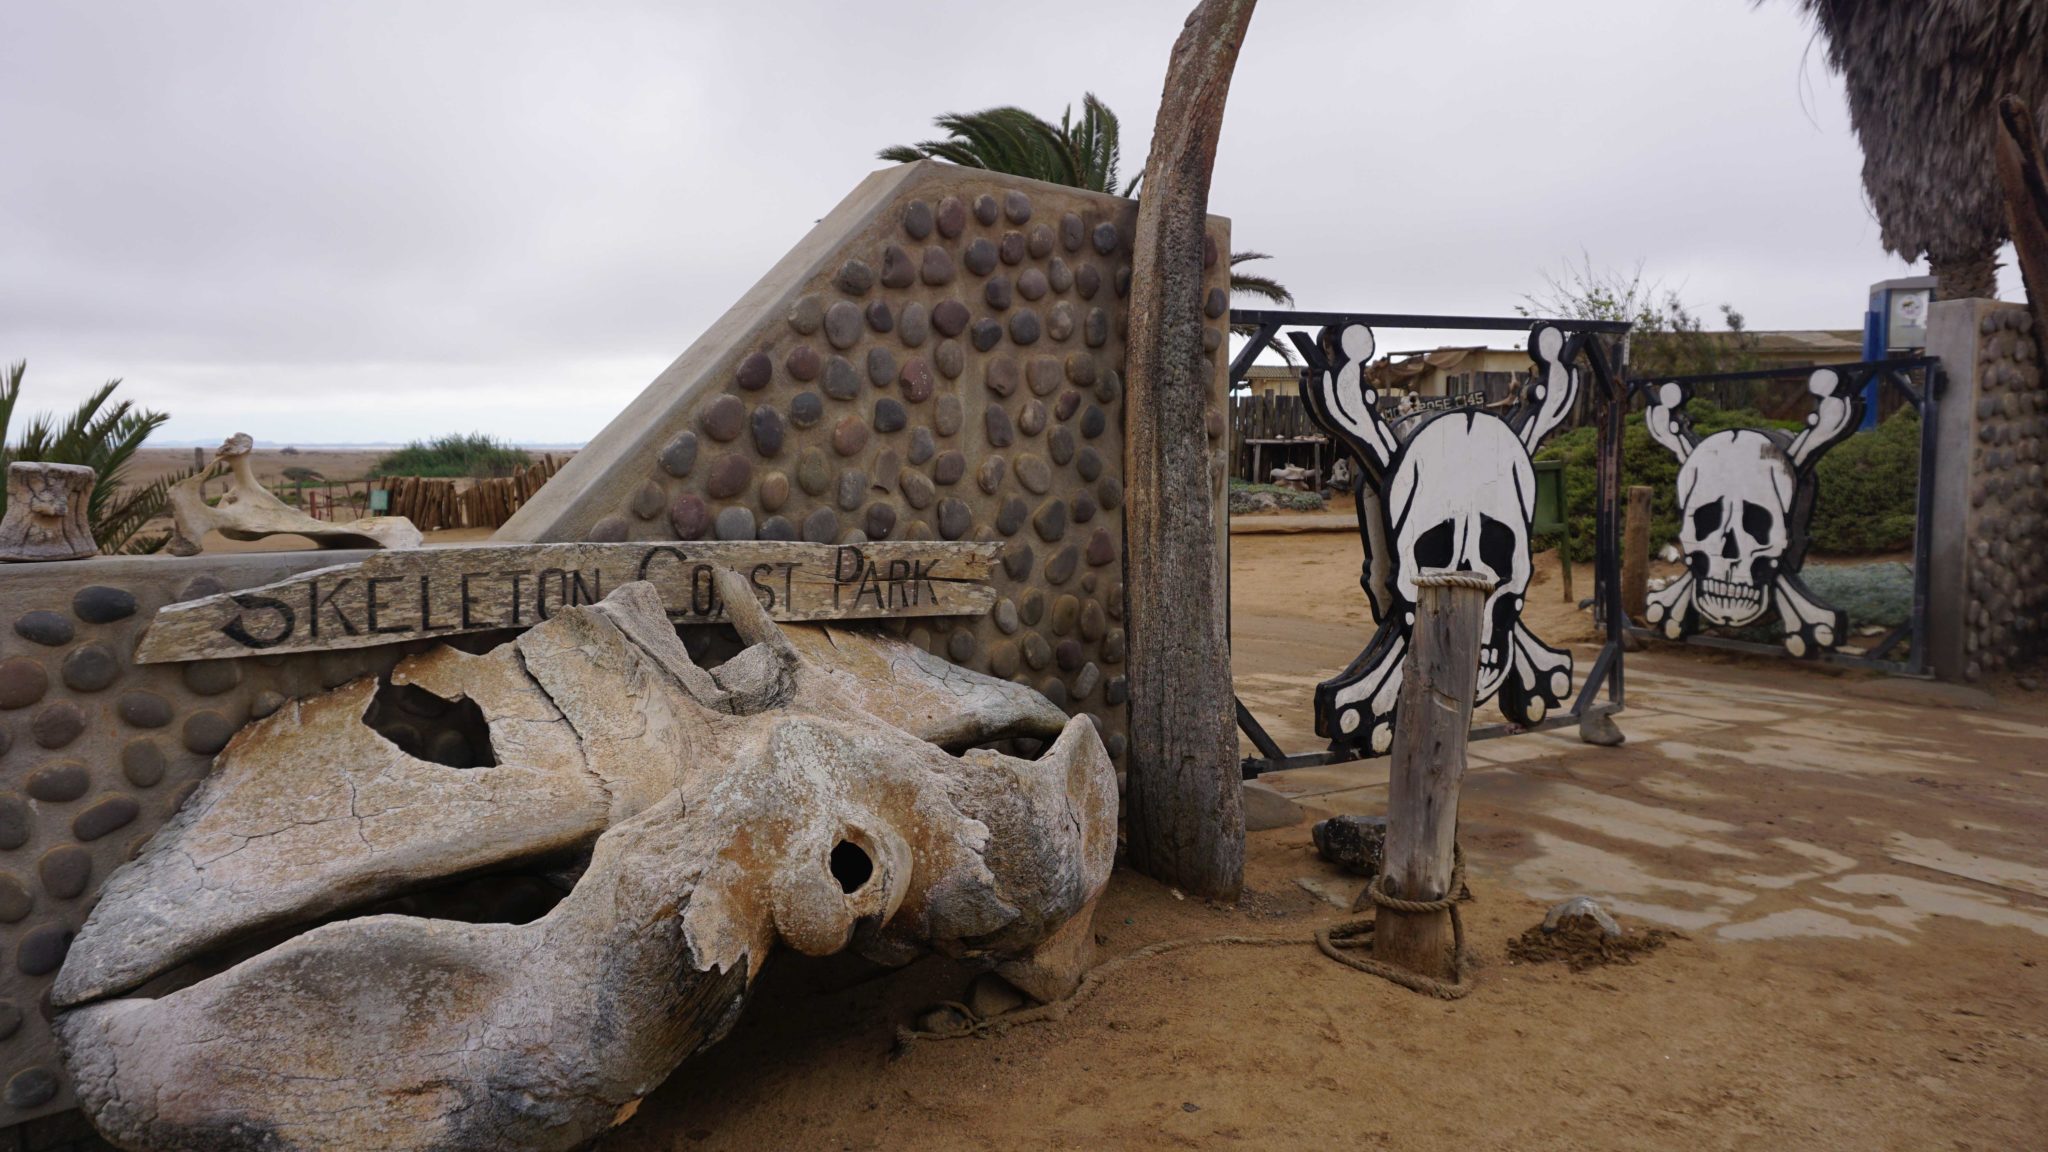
[134,541,999,663]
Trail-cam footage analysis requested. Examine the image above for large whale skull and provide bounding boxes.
[52,574,1116,1152]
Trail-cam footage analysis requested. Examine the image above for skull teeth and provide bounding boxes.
[1698,577,1763,608]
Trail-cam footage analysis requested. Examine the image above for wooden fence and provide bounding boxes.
[301,455,565,532]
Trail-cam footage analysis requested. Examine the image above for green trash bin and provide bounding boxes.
[1531,459,1572,600]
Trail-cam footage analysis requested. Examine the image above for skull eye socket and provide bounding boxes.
[1691,501,1724,539]
[1478,515,1516,584]
[1414,520,1456,572]
[1741,500,1775,543]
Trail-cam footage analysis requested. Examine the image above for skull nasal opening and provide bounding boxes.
[829,840,874,894]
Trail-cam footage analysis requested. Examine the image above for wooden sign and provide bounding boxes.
[134,541,999,663]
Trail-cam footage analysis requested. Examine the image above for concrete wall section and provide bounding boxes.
[498,160,1236,776]
[0,551,449,1127]
[1924,299,2046,681]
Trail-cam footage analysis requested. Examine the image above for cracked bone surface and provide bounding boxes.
[53,574,1114,1152]
[165,432,423,554]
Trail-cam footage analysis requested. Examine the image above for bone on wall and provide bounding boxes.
[496,160,1236,775]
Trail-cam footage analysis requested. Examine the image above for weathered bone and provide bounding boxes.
[0,461,97,562]
[54,575,1113,1152]
[166,432,422,555]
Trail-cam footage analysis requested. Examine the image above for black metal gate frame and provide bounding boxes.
[1225,310,1633,778]
[1620,356,1944,677]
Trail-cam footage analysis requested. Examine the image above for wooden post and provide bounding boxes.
[1376,569,1485,981]
[1122,0,1257,901]
[1621,484,1652,623]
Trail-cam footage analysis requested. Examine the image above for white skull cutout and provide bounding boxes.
[1642,371,1861,657]
[1296,323,1579,757]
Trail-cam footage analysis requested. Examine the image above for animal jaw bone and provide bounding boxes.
[53,573,1113,1152]
[165,432,422,555]
[0,461,97,562]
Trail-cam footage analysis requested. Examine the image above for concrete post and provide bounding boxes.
[1924,298,2047,682]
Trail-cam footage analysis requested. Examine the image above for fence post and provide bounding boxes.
[1622,485,1652,622]
[1376,568,1485,981]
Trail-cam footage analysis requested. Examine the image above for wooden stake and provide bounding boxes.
[1122,0,1258,901]
[1621,484,1652,623]
[1375,568,1485,981]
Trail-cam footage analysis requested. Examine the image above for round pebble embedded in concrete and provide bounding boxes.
[0,659,49,710]
[116,690,173,729]
[184,710,237,755]
[701,395,746,442]
[73,586,139,624]
[30,703,85,750]
[37,845,91,898]
[671,494,711,540]
[5,1067,58,1109]
[121,739,166,787]
[12,612,72,647]
[15,923,68,975]
[72,795,140,842]
[59,644,119,693]
[715,506,757,541]
[0,877,28,924]
[662,432,700,477]
[0,795,28,850]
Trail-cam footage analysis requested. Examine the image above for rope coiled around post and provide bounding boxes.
[1315,843,1474,1000]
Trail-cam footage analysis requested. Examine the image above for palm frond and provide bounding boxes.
[1229,272,1294,305]
[0,363,176,552]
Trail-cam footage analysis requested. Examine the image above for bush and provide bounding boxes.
[1227,478,1324,514]
[373,433,530,479]
[1534,403,1919,562]
[1809,409,1920,555]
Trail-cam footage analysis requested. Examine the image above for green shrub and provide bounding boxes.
[1808,410,1920,555]
[1534,404,1918,562]
[373,433,529,479]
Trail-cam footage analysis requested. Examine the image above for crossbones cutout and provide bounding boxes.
[1294,323,1579,756]
[1640,369,1861,657]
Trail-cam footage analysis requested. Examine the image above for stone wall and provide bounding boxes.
[0,552,435,1128]
[499,160,1235,774]
[1926,299,2047,680]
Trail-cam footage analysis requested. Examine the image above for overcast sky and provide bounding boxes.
[0,1,2021,445]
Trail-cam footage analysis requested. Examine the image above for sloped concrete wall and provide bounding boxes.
[500,160,1235,774]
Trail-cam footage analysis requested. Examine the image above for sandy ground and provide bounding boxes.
[594,522,2047,1152]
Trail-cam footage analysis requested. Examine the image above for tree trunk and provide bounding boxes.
[1927,245,2001,301]
[1375,571,1484,981]
[1122,0,1257,901]
[1621,485,1652,623]
[1994,95,2048,364]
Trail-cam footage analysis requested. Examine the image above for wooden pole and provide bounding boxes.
[1621,484,1652,623]
[1122,0,1257,901]
[1375,568,1486,981]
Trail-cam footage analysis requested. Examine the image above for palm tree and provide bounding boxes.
[1779,1,2048,299]
[0,362,186,553]
[881,95,1292,306]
